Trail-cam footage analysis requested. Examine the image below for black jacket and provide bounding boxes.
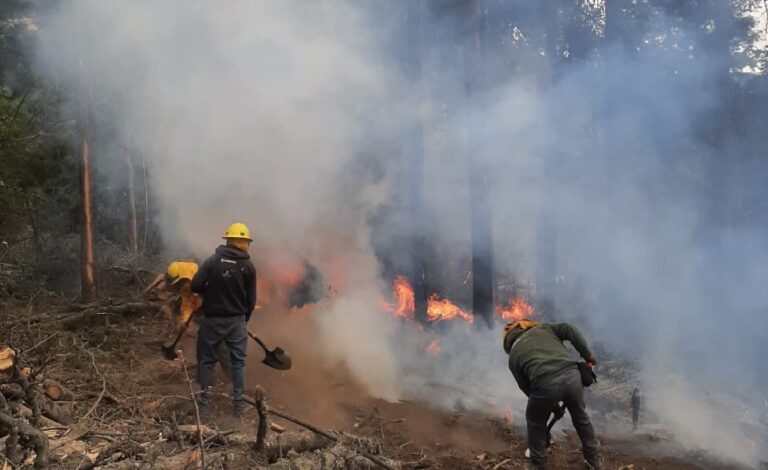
[191,245,257,321]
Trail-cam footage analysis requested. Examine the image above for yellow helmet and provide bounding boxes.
[166,261,199,285]
[223,222,252,241]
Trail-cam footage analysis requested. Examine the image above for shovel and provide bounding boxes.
[525,402,567,458]
[247,330,292,370]
[161,312,196,360]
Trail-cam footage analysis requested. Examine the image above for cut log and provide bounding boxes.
[176,424,214,439]
[43,379,75,402]
[265,431,333,463]
[0,348,15,372]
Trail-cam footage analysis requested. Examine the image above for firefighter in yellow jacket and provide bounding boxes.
[145,261,203,327]
[145,261,232,376]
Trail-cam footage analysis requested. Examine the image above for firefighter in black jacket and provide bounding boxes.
[191,222,257,418]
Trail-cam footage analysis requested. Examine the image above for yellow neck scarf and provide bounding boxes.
[502,319,540,343]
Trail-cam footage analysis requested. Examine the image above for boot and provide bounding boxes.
[584,456,604,470]
[197,401,212,424]
[232,399,246,419]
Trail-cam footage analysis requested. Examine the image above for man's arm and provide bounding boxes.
[511,364,531,397]
[245,263,257,322]
[190,256,213,294]
[548,323,594,362]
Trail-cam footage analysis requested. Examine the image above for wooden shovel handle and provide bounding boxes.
[247,330,269,352]
[167,310,197,349]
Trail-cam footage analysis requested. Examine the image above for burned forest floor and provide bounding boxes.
[0,277,759,469]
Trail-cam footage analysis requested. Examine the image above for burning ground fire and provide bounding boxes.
[257,262,532,338]
[380,275,533,324]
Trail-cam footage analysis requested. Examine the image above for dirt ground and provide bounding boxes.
[0,290,755,469]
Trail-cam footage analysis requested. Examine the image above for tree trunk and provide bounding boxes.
[535,1,562,315]
[465,0,494,327]
[141,151,150,253]
[126,150,138,256]
[80,130,96,303]
[402,0,428,324]
[24,192,44,266]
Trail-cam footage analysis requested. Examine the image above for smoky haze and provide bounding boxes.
[35,1,767,466]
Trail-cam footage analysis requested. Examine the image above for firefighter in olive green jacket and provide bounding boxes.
[503,320,602,470]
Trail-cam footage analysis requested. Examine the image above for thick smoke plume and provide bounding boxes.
[35,1,767,466]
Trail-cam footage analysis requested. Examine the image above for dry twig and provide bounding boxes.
[78,346,105,422]
[178,350,205,469]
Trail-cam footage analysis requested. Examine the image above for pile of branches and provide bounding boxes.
[0,297,400,469]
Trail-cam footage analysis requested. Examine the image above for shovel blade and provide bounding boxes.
[262,348,291,370]
[161,345,178,360]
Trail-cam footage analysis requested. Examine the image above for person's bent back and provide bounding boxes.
[503,320,602,470]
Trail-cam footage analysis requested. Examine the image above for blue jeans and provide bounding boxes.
[196,315,247,406]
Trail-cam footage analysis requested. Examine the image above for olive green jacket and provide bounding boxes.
[504,323,593,396]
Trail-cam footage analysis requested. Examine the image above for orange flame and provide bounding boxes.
[426,339,441,356]
[383,276,532,325]
[496,297,534,321]
[427,294,474,324]
[381,275,415,319]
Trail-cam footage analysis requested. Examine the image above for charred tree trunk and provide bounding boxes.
[465,0,494,327]
[24,192,44,265]
[402,0,428,324]
[141,151,151,253]
[79,123,96,303]
[535,1,562,316]
[126,150,139,256]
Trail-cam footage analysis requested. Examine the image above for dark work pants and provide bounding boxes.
[526,367,599,467]
[197,315,247,407]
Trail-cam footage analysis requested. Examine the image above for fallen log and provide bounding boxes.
[17,403,66,429]
[43,379,75,402]
[265,431,333,463]
[40,397,72,425]
[62,302,163,328]
[4,301,163,328]
[239,395,396,470]
[269,448,382,470]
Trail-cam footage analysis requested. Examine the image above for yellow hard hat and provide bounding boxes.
[223,222,252,241]
[166,261,199,285]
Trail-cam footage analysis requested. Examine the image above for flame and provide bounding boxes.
[496,297,534,321]
[382,276,531,325]
[381,276,473,324]
[381,275,416,319]
[426,339,441,356]
[427,294,474,324]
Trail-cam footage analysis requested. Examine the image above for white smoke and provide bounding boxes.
[34,1,767,466]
